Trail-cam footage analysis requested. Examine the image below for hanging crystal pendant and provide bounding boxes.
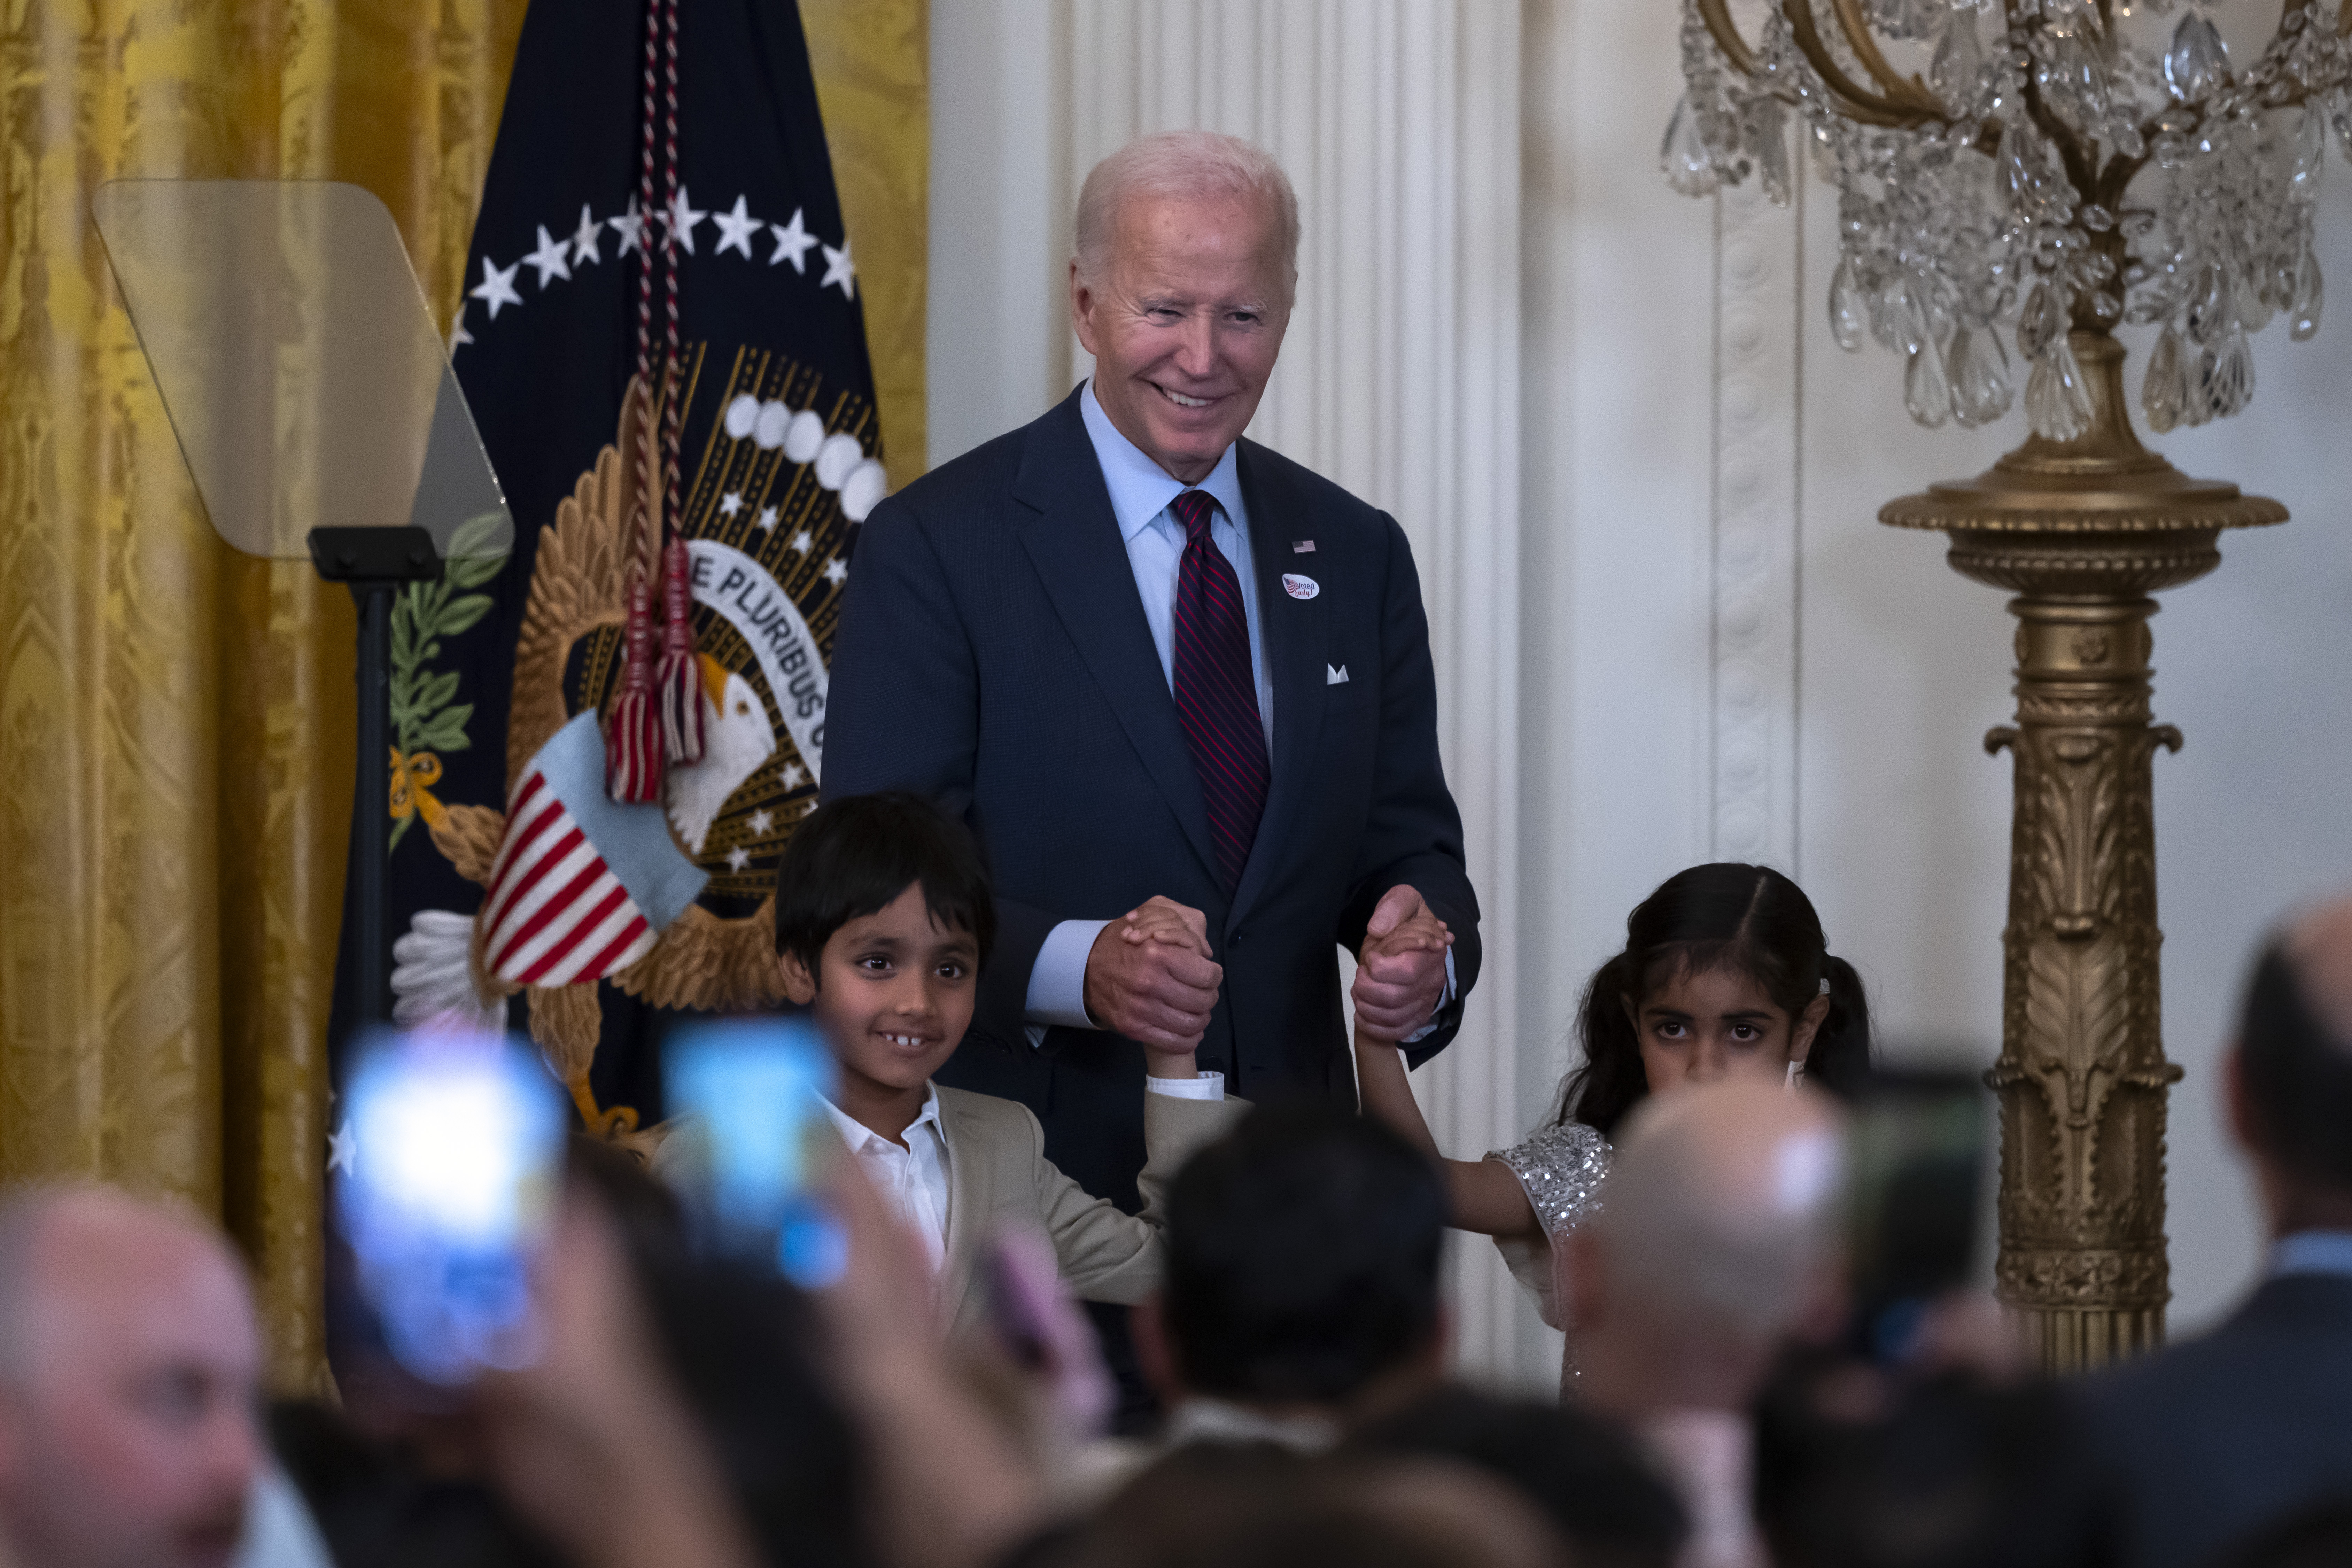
[2186,264,2232,344]
[2142,325,2188,433]
[2000,122,2039,202]
[2235,269,2275,333]
[2204,326,2256,417]
[2294,106,2327,193]
[1905,339,1954,428]
[2025,338,2095,441]
[2291,247,2324,340]
[2185,346,2217,426]
[1950,328,2014,428]
[1829,257,1867,352]
[1931,11,1985,103]
[2017,281,2067,362]
[2164,11,2228,103]
[1661,94,1720,197]
[1754,100,1793,208]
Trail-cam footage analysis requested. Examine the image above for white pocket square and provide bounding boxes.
[1327,664,1349,685]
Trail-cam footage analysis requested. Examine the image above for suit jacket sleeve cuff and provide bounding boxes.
[1024,918,1109,1035]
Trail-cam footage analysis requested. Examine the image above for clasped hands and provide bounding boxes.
[1082,884,1453,1060]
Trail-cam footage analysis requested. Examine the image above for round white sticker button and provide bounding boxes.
[1282,573,1320,600]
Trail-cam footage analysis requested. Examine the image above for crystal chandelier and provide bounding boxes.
[1668,0,2349,438]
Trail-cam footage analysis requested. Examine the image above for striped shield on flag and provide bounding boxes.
[480,711,708,988]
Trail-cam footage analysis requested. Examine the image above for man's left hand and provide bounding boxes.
[1353,884,1453,1044]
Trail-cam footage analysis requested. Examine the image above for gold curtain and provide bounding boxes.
[0,0,926,1393]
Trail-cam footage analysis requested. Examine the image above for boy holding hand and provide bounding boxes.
[771,791,1241,1336]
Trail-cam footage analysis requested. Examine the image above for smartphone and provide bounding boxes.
[662,1016,846,1287]
[336,1027,565,1384]
[1842,1064,1993,1365]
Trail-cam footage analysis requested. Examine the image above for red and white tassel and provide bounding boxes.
[655,531,704,764]
[606,575,663,803]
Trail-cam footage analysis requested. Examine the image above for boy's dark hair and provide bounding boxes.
[1163,1103,1446,1405]
[772,791,996,976]
[2237,939,2352,1194]
[1350,1387,1687,1568]
[1558,862,1873,1138]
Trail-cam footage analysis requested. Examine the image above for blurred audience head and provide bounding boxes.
[2230,898,2352,1235]
[1350,1387,1687,1568]
[1572,1080,1847,1418]
[1140,1104,1446,1419]
[1042,1443,1567,1568]
[1754,1360,2116,1568]
[0,1186,263,1568]
[1561,863,1871,1138]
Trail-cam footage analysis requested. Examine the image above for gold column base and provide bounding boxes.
[1882,332,2285,1375]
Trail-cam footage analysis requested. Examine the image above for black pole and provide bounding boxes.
[309,526,442,1031]
[351,583,394,1026]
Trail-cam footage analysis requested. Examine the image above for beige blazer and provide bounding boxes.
[934,1084,1245,1340]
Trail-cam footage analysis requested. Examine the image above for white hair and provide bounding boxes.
[1073,130,1301,298]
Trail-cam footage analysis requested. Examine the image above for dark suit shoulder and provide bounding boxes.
[1237,435,1394,536]
[873,418,1033,518]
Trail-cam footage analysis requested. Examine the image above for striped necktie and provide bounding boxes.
[1168,488,1268,890]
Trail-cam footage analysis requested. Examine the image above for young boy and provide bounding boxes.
[772,790,1242,1338]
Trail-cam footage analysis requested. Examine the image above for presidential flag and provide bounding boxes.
[327,0,885,1137]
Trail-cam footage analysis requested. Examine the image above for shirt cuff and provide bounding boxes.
[1024,918,1110,1043]
[1398,948,1459,1046]
[1147,1071,1225,1101]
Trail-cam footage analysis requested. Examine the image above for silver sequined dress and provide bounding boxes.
[1485,1120,1610,1394]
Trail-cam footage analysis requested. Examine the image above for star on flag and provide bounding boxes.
[448,307,473,351]
[781,762,809,790]
[327,1122,357,1178]
[570,203,605,265]
[789,529,813,554]
[756,505,779,533]
[610,197,646,257]
[726,845,750,873]
[769,208,817,272]
[820,239,856,298]
[822,556,848,587]
[719,491,744,518]
[713,195,761,259]
[663,186,707,255]
[523,223,573,287]
[749,808,775,835]
[469,255,523,319]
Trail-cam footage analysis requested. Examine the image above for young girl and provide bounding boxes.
[1354,862,1871,1383]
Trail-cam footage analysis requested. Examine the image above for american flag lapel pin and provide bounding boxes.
[1292,540,1315,553]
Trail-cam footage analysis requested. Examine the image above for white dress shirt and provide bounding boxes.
[825,1085,953,1273]
[824,1071,1227,1272]
[1022,381,1451,1043]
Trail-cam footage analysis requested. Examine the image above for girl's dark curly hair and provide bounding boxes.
[1555,863,1871,1138]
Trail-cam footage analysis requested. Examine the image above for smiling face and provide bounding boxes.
[1627,961,1829,1098]
[779,882,978,1121]
[1071,190,1291,484]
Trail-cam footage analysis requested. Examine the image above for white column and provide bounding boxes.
[1058,0,1530,1380]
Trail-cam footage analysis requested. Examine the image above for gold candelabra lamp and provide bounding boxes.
[1668,0,2351,1371]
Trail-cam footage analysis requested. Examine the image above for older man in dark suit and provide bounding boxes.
[824,129,1474,1223]
[2078,896,2352,1568]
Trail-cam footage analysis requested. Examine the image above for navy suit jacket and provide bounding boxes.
[824,387,1480,1207]
[2075,1273,2352,1568]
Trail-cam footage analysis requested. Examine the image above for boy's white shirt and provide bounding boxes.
[822,1073,1225,1272]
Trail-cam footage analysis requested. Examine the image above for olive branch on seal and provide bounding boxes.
[387,512,509,851]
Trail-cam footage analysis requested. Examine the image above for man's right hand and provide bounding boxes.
[1082,895,1222,1052]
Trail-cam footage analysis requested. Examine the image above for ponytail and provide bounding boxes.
[1554,954,1649,1139]
[1803,953,1873,1099]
